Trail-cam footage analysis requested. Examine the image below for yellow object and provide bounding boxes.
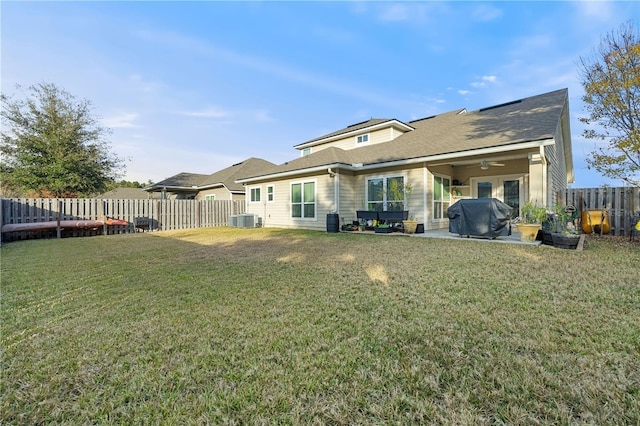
[635,221,640,231]
[581,210,611,234]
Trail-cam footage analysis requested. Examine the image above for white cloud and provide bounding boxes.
[378,4,410,22]
[575,1,613,22]
[470,75,498,88]
[458,89,471,95]
[102,113,139,129]
[181,107,229,118]
[471,4,503,21]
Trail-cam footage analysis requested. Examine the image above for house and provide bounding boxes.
[236,88,574,231]
[98,187,161,199]
[144,157,276,200]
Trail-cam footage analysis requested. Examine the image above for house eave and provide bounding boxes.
[236,139,555,184]
[144,185,199,193]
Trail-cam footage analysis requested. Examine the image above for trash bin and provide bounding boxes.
[326,213,339,233]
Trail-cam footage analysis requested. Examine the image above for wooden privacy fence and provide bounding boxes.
[0,198,245,242]
[566,187,640,237]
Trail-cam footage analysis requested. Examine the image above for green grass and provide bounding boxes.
[1,228,639,424]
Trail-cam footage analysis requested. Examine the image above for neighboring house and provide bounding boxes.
[236,88,574,231]
[98,187,161,199]
[144,158,276,200]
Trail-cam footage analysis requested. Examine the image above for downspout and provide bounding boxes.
[328,168,338,213]
[540,145,548,207]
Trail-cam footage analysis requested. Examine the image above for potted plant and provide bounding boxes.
[516,201,548,242]
[551,204,581,249]
[374,223,393,234]
[403,215,419,234]
[389,180,418,234]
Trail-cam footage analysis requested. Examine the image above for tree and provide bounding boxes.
[578,21,640,187]
[1,82,125,197]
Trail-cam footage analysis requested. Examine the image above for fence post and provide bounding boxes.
[56,200,62,239]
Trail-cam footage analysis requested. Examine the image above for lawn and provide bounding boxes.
[1,228,639,424]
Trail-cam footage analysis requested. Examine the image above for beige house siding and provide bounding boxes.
[196,187,233,201]
[546,123,569,206]
[337,172,359,223]
[245,174,336,230]
[340,166,430,228]
[302,127,403,154]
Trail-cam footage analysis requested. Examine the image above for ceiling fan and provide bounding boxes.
[468,160,505,170]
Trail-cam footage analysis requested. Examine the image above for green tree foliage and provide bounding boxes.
[1,82,125,197]
[579,21,640,187]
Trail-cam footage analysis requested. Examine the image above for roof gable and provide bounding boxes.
[294,118,414,149]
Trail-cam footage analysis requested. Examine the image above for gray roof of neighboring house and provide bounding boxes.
[98,187,161,199]
[237,88,569,181]
[196,157,277,192]
[149,172,209,190]
[146,158,276,192]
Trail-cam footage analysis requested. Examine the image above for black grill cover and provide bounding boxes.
[447,198,513,238]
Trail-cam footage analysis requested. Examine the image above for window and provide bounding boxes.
[250,187,261,202]
[302,148,312,157]
[503,180,520,214]
[356,134,369,144]
[366,175,405,211]
[477,182,492,198]
[291,181,316,219]
[204,194,216,201]
[267,185,274,202]
[433,175,451,220]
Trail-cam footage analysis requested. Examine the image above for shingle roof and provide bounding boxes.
[146,158,276,192]
[196,157,277,192]
[98,187,161,199]
[148,172,208,190]
[238,88,569,180]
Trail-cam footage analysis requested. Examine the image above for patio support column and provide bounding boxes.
[528,153,545,206]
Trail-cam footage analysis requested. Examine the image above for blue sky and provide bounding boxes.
[2,1,638,187]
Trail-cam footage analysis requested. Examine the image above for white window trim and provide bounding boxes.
[365,173,407,211]
[290,179,317,221]
[266,185,275,203]
[301,148,312,157]
[432,174,451,221]
[249,186,261,203]
[356,133,370,145]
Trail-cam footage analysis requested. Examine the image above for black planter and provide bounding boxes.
[540,230,554,245]
[374,226,393,234]
[356,210,378,221]
[377,210,409,222]
[551,233,581,250]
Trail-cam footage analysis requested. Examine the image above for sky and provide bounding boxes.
[2,1,638,188]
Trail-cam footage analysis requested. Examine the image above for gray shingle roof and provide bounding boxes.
[197,157,277,192]
[148,172,208,190]
[146,158,276,192]
[98,187,161,199]
[239,88,569,180]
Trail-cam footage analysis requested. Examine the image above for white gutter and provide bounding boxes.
[540,144,548,206]
[237,139,555,184]
[328,168,339,212]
